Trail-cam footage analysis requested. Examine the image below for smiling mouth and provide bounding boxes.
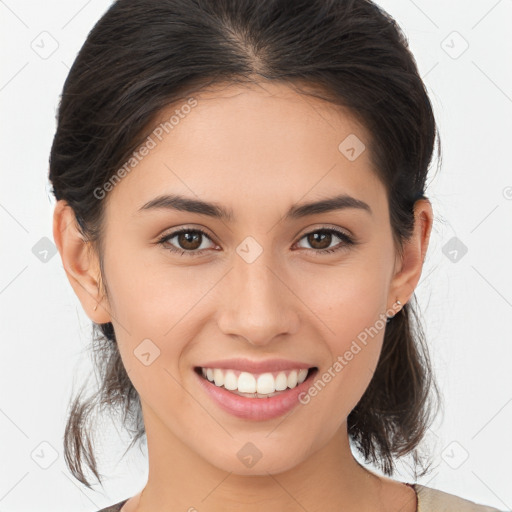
[194,366,318,398]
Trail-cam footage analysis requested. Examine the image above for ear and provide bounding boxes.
[388,198,433,310]
[52,200,111,324]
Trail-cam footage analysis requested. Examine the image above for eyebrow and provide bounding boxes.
[138,193,372,221]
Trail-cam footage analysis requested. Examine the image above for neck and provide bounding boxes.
[132,403,387,512]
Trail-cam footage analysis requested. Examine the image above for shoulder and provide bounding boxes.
[414,483,506,512]
[95,498,128,512]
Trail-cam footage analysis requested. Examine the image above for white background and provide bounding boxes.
[0,0,511,511]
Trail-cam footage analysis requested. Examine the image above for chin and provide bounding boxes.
[204,442,307,476]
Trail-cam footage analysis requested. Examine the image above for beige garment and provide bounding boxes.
[98,484,507,512]
[414,483,506,512]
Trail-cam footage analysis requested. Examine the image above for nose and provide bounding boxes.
[216,254,300,346]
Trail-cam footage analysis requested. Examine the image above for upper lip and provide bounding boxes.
[196,358,317,374]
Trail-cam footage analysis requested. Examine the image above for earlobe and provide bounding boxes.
[388,199,433,308]
[52,200,111,323]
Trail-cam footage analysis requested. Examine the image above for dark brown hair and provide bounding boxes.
[49,0,442,489]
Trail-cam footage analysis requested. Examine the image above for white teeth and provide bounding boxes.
[297,368,308,384]
[287,370,298,389]
[256,373,275,394]
[223,370,238,390]
[200,367,311,396]
[275,372,288,391]
[213,368,224,387]
[238,372,256,393]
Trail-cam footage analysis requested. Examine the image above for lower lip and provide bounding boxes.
[194,367,318,421]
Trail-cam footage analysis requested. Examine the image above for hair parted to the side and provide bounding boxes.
[49,0,442,489]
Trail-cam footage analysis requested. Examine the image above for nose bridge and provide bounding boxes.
[217,248,299,345]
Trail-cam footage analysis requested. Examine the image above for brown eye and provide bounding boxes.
[296,228,355,255]
[157,228,215,256]
[157,226,355,258]
[306,231,333,250]
[176,231,202,250]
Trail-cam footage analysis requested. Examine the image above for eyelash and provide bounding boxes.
[157,226,356,257]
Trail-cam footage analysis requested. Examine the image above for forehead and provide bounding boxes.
[104,81,386,223]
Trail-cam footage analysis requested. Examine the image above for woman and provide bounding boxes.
[49,0,503,510]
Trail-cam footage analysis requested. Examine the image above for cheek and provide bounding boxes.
[294,260,389,420]
[102,249,218,408]
[103,242,214,338]
[301,319,385,430]
[299,256,390,344]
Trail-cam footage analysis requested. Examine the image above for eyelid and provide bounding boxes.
[157,224,217,242]
[295,223,353,240]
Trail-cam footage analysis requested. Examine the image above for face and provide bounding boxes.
[57,80,430,477]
